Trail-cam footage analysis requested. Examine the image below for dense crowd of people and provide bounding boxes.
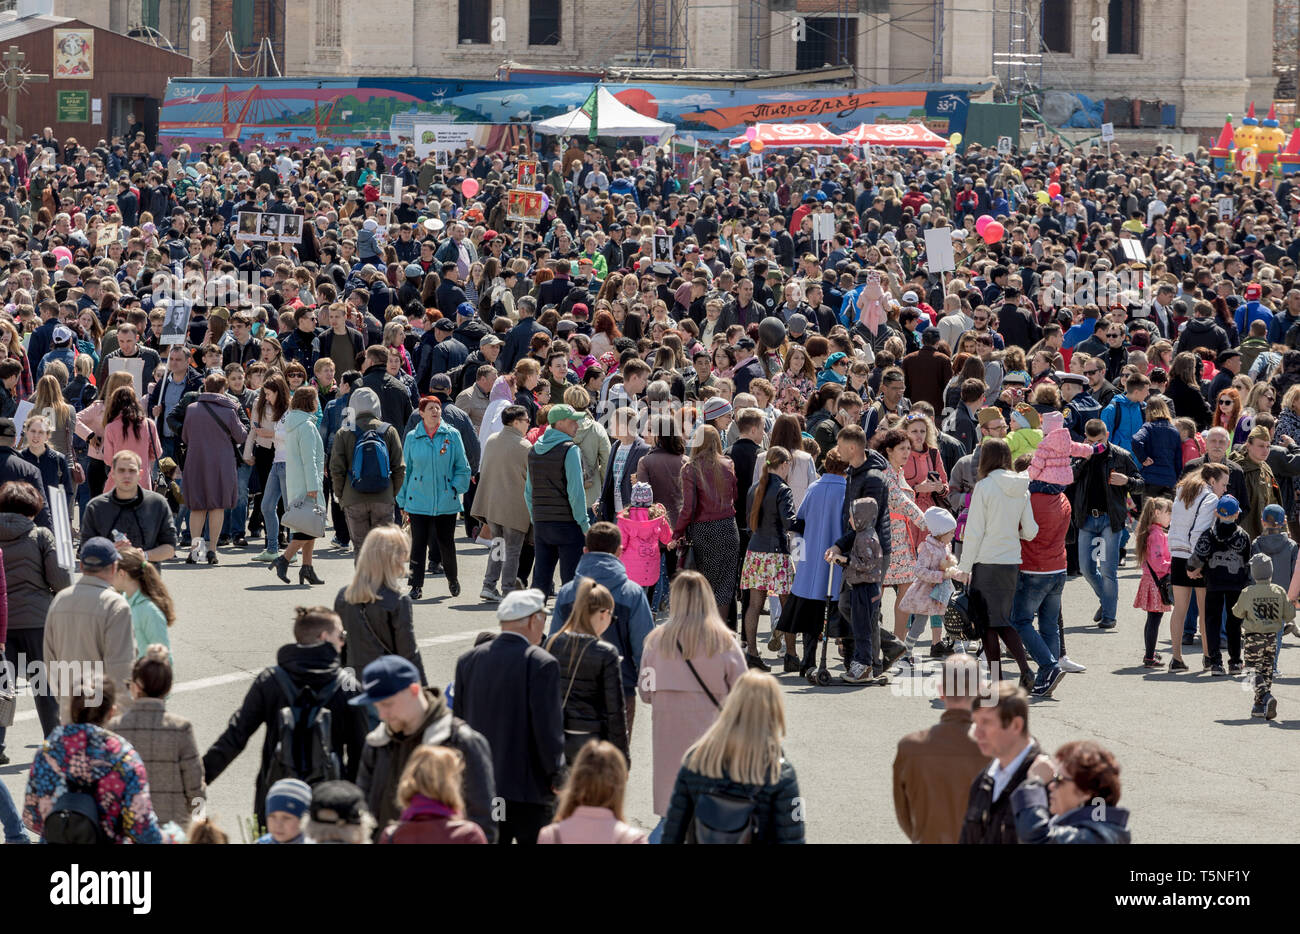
[7,113,1300,844]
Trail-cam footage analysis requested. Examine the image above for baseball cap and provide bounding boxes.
[480,334,503,349]
[52,325,74,345]
[901,290,919,304]
[348,656,421,706]
[497,587,546,622]
[79,536,120,570]
[1263,504,1287,526]
[547,403,581,425]
[404,263,423,278]
[1215,495,1241,518]
[429,373,453,393]
[456,301,475,318]
[309,781,368,827]
[433,318,455,332]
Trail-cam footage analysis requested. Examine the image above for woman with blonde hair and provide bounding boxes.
[30,373,75,457]
[539,740,646,844]
[661,671,804,844]
[335,525,425,699]
[377,746,486,844]
[638,570,746,840]
[545,578,628,764]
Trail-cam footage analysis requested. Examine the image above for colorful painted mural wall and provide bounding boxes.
[159,77,975,157]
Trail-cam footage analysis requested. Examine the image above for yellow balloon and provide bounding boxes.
[949,132,962,146]
[1035,190,1050,203]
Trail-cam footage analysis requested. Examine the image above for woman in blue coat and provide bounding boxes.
[398,395,471,600]
[271,385,327,586]
[1128,397,1182,498]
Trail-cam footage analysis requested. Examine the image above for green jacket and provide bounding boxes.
[284,409,325,505]
[1233,582,1295,635]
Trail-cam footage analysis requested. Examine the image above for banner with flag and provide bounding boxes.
[580,85,599,141]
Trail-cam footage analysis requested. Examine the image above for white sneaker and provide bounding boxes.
[1058,655,1087,673]
[843,661,872,683]
[480,584,501,603]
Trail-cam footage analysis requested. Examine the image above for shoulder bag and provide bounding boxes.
[678,639,720,709]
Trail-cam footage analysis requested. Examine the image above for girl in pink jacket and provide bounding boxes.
[617,483,673,594]
[1028,410,1095,490]
[1133,497,1173,669]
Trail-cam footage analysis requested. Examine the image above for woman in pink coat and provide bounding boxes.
[100,386,162,492]
[617,482,673,594]
[638,571,746,838]
[538,741,646,844]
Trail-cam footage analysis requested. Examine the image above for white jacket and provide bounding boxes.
[957,469,1038,573]
[1168,489,1217,559]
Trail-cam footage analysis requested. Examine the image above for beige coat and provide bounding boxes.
[43,574,135,724]
[110,697,206,827]
[638,633,747,817]
[472,423,533,533]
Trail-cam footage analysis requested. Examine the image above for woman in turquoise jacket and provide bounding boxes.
[398,395,471,600]
[271,386,327,586]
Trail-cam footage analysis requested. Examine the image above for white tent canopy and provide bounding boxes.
[534,87,674,145]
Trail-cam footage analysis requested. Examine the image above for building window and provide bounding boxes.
[796,16,857,70]
[1040,0,1071,53]
[315,0,342,49]
[530,0,561,45]
[142,0,160,30]
[1107,0,1139,54]
[459,0,490,44]
[232,0,254,50]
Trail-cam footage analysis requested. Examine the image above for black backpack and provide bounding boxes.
[43,789,110,844]
[686,790,757,844]
[260,667,345,791]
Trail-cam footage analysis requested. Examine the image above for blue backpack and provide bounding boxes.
[350,421,392,493]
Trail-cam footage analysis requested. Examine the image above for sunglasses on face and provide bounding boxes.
[1219,400,1234,407]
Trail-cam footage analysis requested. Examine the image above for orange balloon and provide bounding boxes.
[750,139,766,153]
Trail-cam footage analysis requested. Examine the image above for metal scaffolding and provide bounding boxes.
[992,0,1043,101]
[634,0,689,67]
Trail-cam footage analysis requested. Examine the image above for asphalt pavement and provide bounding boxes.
[3,539,1298,843]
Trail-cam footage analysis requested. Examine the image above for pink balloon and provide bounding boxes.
[974,215,993,235]
[981,221,1005,245]
[540,193,550,213]
[461,177,480,198]
[52,246,72,265]
[745,126,758,141]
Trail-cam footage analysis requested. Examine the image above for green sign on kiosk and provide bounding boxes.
[56,89,88,122]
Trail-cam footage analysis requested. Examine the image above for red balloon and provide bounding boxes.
[1047,182,1061,198]
[981,221,1005,245]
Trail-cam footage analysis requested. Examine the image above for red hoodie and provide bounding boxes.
[1020,490,1072,573]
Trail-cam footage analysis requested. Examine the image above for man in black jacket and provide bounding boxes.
[995,289,1040,351]
[0,419,51,529]
[499,296,549,373]
[202,607,368,827]
[359,345,414,430]
[453,589,564,845]
[960,682,1050,844]
[835,425,909,675]
[353,655,496,842]
[1071,419,1144,629]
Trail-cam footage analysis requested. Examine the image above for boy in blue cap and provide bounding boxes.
[1188,494,1251,676]
[256,778,311,843]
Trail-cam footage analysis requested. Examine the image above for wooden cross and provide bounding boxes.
[1,46,48,145]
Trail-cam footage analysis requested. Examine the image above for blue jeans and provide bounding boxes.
[261,461,288,548]
[531,520,585,597]
[1079,515,1120,623]
[223,461,253,538]
[0,780,25,843]
[1010,571,1064,681]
